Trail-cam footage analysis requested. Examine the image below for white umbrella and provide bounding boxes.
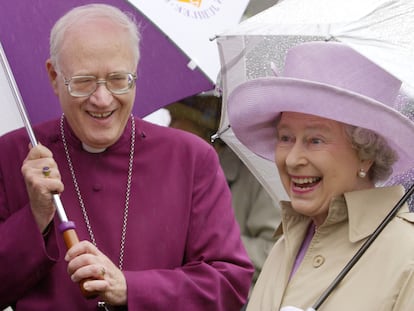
[0,43,23,135]
[129,0,250,83]
[214,0,414,204]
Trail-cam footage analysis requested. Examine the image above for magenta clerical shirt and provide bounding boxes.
[0,116,253,310]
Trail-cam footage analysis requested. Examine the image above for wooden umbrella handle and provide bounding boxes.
[61,226,98,299]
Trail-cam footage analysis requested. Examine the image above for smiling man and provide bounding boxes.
[0,4,253,310]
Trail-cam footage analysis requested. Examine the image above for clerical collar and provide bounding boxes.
[82,142,106,153]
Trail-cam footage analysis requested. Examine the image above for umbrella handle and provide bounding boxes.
[60,221,99,299]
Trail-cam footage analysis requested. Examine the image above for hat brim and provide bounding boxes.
[228,77,414,176]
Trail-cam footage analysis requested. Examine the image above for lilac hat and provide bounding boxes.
[227,41,414,176]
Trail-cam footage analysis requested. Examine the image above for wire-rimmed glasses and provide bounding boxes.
[63,72,137,97]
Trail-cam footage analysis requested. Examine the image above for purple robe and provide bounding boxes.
[0,117,253,310]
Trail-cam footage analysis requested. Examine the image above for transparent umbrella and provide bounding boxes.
[214,0,414,204]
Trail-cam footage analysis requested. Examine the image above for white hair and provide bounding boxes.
[49,3,141,69]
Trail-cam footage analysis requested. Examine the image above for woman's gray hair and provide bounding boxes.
[49,4,141,70]
[345,125,398,183]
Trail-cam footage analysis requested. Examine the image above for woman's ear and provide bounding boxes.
[359,159,374,178]
[362,159,374,172]
[46,59,59,95]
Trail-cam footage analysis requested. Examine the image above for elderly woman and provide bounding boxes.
[227,41,414,310]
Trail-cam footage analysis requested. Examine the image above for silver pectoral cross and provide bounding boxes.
[97,301,111,311]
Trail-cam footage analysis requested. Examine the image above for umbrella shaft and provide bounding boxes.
[0,42,37,146]
[0,42,70,224]
[53,194,68,222]
[311,183,414,310]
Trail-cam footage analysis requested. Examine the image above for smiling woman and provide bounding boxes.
[274,112,389,227]
[227,41,414,311]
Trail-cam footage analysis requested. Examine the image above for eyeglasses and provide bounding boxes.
[63,72,137,97]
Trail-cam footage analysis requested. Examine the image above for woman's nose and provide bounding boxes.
[285,142,308,167]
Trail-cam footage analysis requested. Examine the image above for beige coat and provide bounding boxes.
[247,186,414,311]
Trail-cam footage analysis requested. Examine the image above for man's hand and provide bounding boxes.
[21,143,64,232]
[65,241,127,306]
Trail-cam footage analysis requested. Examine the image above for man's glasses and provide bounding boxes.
[63,72,137,97]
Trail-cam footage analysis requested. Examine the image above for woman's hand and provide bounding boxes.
[280,307,308,311]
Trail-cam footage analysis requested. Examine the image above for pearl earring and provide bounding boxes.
[358,168,367,178]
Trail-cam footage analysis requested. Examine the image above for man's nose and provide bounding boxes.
[90,82,113,105]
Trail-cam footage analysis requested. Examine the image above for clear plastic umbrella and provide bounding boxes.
[214,0,414,204]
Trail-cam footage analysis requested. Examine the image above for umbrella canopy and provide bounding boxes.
[0,43,23,135]
[0,0,246,129]
[215,0,414,203]
[130,0,249,83]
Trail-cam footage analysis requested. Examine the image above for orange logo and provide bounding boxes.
[178,0,202,8]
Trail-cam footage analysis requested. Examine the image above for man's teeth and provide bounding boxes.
[292,177,320,184]
[90,112,112,118]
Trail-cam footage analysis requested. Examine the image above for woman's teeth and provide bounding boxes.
[292,177,321,188]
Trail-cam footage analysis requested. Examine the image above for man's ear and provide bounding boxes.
[46,59,59,95]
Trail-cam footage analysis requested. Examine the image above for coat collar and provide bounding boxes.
[277,185,412,242]
[345,185,412,242]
